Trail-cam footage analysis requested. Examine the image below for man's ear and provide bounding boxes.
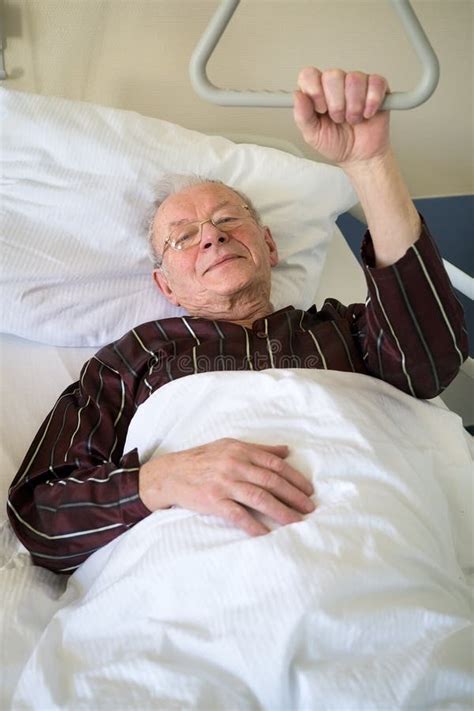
[263,226,279,267]
[152,270,181,306]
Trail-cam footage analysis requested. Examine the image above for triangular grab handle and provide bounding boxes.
[189,0,440,110]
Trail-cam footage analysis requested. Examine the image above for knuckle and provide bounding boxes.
[299,66,320,82]
[225,504,246,526]
[364,102,378,113]
[329,108,345,123]
[298,67,323,97]
[368,74,387,92]
[369,73,386,84]
[260,469,279,490]
[248,486,268,508]
[225,507,263,537]
[218,437,243,462]
[345,71,363,86]
[256,452,278,470]
[346,106,364,122]
[206,482,223,502]
[264,454,284,473]
[219,437,236,446]
[323,68,345,83]
[311,90,325,102]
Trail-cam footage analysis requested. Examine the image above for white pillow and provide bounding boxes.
[0,88,357,347]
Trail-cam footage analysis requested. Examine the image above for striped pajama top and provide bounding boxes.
[7,220,468,574]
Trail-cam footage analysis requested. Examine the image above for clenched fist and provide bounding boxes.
[293,67,391,166]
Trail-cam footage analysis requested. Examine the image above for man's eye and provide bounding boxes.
[215,216,239,226]
[175,233,193,247]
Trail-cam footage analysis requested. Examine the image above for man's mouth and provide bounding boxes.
[204,255,243,273]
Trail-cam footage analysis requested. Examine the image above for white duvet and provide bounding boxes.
[3,369,473,710]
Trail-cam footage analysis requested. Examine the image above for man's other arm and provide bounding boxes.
[7,351,150,574]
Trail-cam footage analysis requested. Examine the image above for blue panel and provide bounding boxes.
[336,195,473,356]
[336,212,366,263]
[414,195,473,276]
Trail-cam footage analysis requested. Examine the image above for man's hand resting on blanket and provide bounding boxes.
[138,438,316,536]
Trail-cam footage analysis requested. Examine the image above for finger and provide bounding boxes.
[226,439,290,459]
[364,74,389,119]
[247,447,314,496]
[296,66,327,114]
[244,465,316,514]
[252,443,290,456]
[321,69,346,124]
[218,499,270,537]
[293,90,320,141]
[232,482,305,526]
[345,71,368,125]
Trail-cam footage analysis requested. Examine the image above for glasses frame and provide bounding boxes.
[155,203,251,269]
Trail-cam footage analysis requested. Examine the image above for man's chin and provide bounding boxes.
[209,280,254,296]
[203,270,254,291]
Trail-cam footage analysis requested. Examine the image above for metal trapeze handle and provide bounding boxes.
[189,0,440,110]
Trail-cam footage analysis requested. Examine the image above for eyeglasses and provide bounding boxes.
[155,204,252,269]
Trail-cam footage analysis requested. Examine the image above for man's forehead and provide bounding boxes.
[152,183,243,250]
[157,183,240,223]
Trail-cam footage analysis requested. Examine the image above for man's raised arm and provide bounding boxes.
[293,67,467,396]
[293,67,421,266]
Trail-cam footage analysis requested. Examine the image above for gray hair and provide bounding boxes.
[146,173,261,270]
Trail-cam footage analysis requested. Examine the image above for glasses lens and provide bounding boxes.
[170,206,250,251]
[170,223,201,251]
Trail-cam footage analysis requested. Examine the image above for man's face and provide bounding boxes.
[151,183,278,313]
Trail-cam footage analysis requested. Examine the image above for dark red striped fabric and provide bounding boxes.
[7,222,468,573]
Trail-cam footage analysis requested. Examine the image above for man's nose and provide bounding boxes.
[200,221,230,250]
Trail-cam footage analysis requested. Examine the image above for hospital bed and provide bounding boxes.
[1,80,473,711]
[1,3,473,708]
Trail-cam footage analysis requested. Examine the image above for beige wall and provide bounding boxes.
[2,0,473,197]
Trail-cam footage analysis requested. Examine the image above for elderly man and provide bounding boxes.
[7,68,467,573]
